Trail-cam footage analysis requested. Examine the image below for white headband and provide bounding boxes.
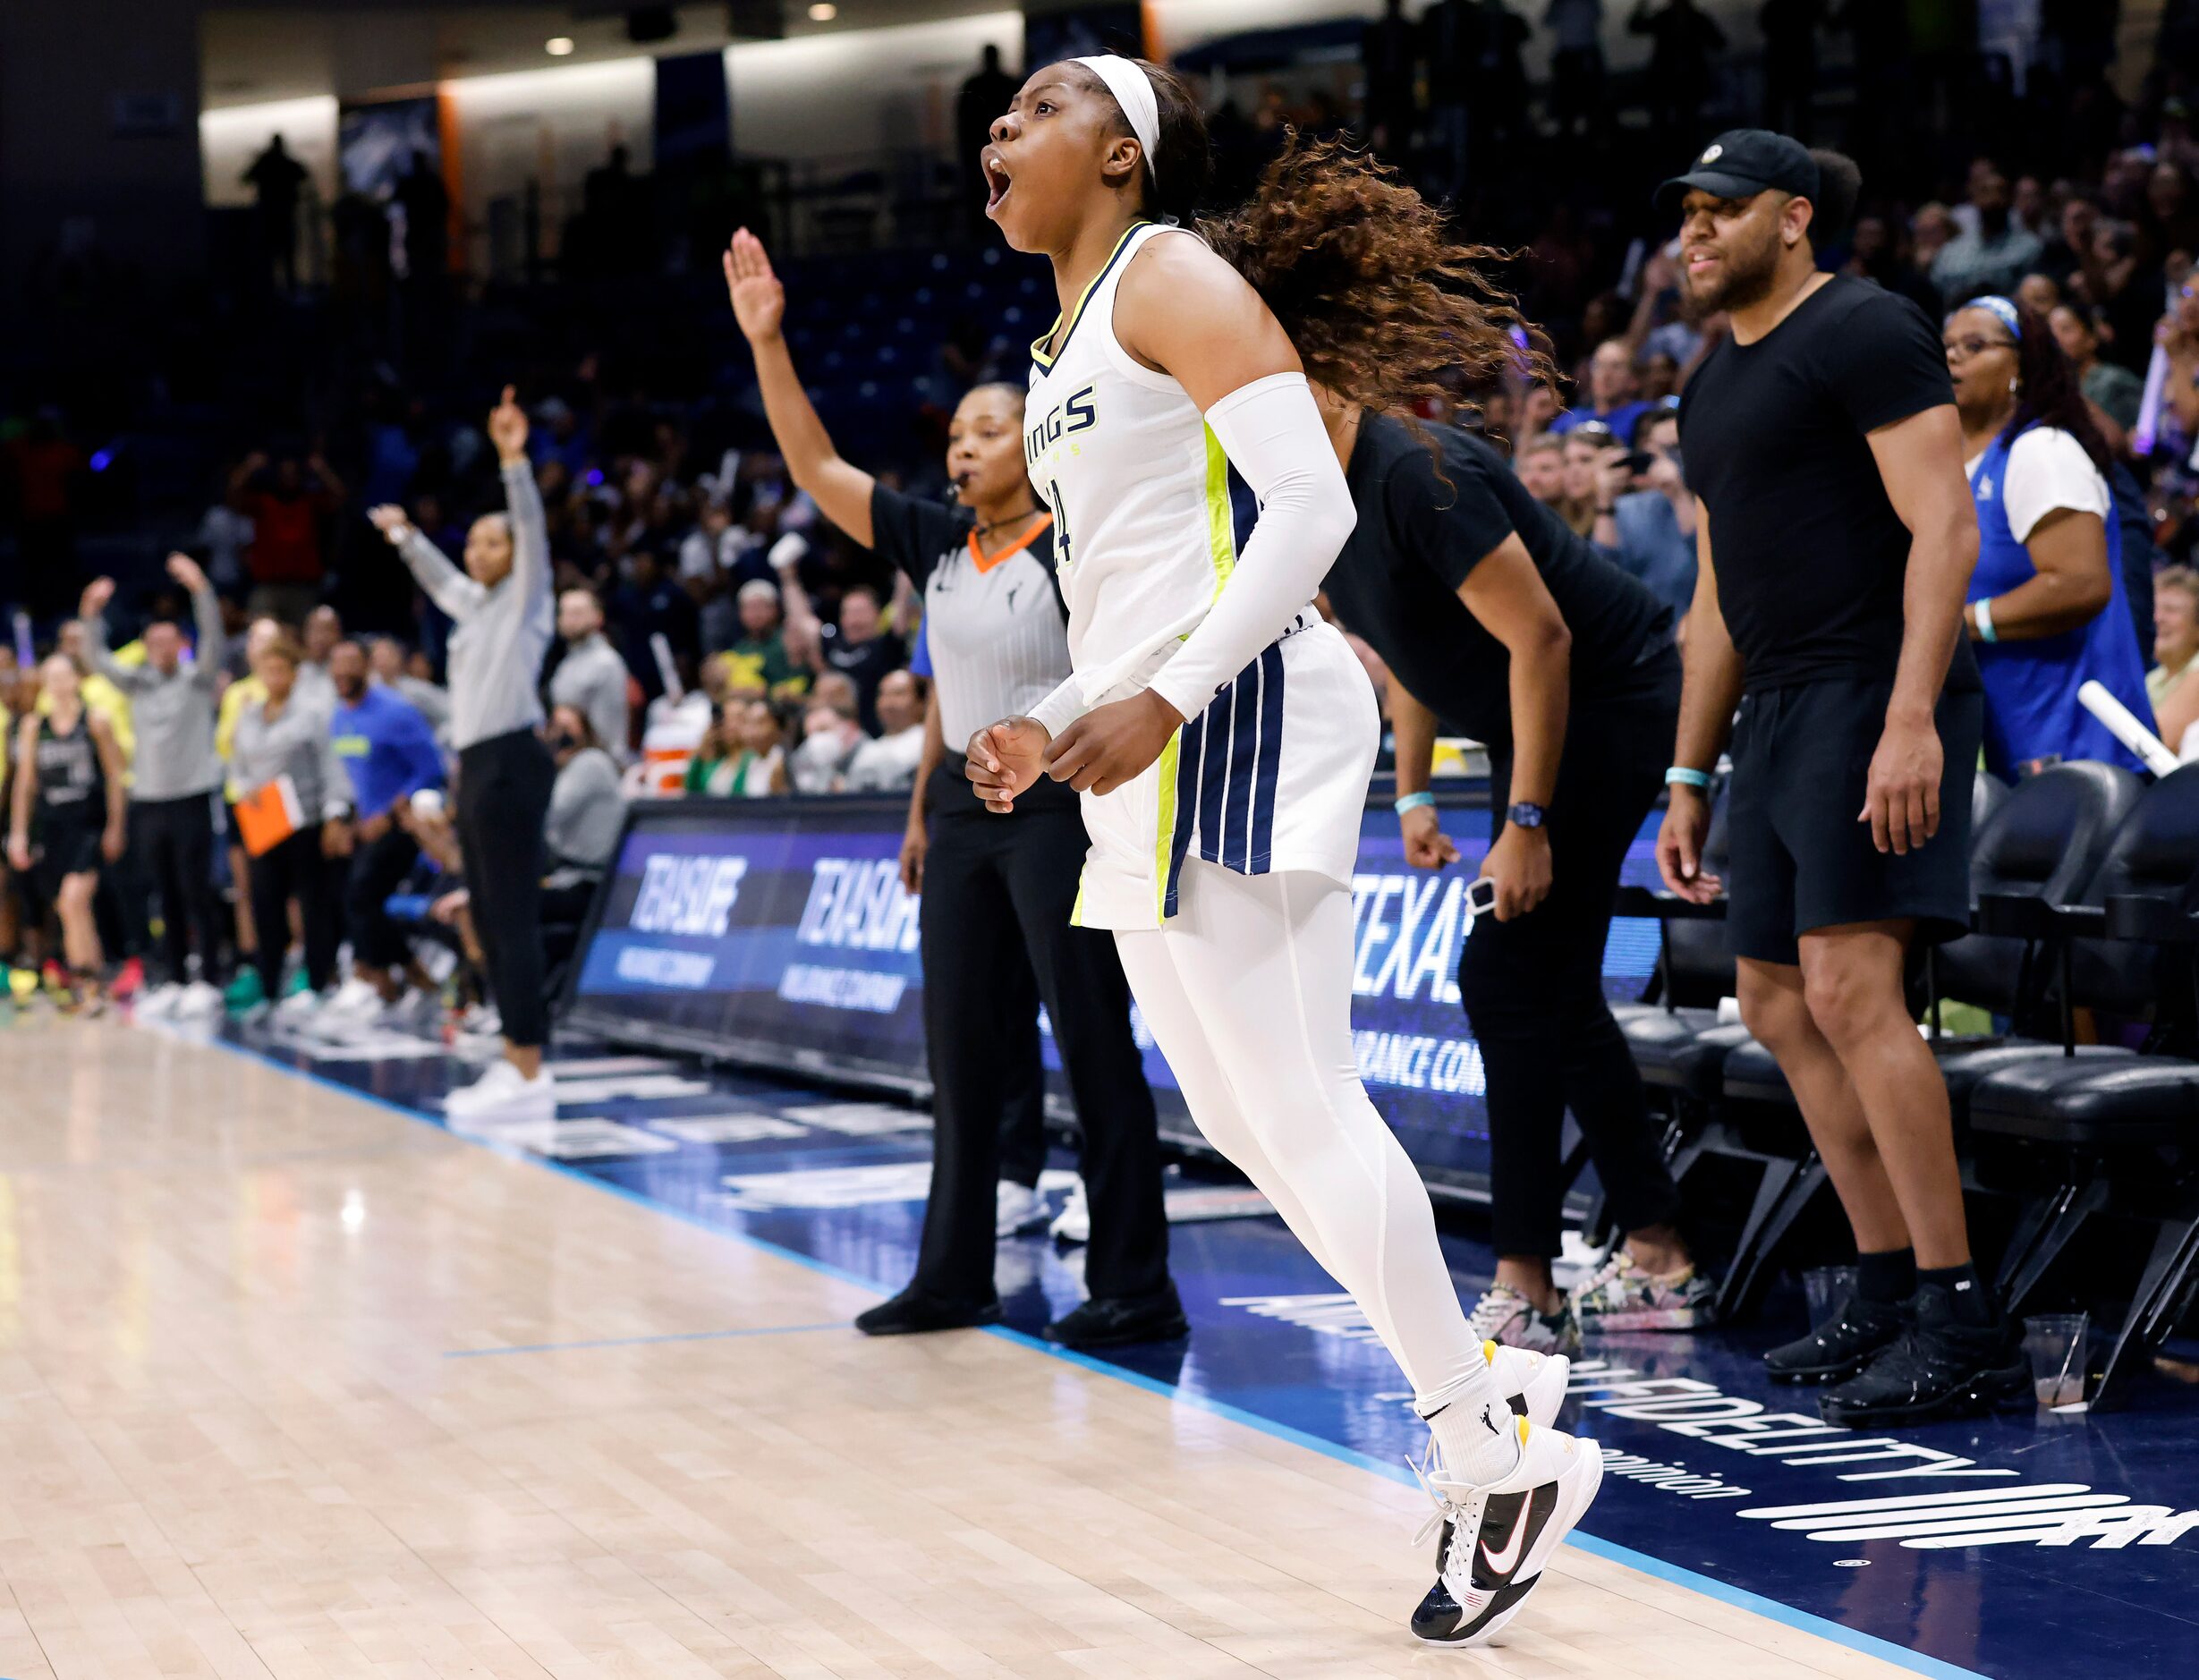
[1074,54,1159,186]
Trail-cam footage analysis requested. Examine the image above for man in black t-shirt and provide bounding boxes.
[1654,131,2018,1427]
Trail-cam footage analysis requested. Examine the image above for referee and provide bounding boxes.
[726,228,1182,1348]
[1652,132,2018,1426]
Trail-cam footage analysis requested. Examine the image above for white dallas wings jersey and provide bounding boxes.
[1025,221,1376,930]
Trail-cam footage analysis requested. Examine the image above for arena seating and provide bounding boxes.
[1617,763,2199,1407]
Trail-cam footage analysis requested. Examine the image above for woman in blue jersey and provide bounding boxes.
[1944,296,2155,776]
[964,55,1599,1646]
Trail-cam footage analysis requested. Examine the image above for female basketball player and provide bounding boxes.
[721,227,1181,1349]
[964,56,1600,1645]
[9,654,127,1009]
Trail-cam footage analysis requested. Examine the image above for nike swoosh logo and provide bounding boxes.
[1480,1499,1532,1577]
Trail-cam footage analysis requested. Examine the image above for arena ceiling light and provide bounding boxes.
[546,37,576,56]
[807,4,837,19]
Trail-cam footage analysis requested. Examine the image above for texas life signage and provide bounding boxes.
[563,793,1665,1196]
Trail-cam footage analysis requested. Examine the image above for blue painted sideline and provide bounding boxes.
[445,1322,849,1358]
[211,1033,1986,1680]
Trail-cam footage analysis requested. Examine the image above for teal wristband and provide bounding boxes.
[1394,791,1437,815]
[1664,767,1711,790]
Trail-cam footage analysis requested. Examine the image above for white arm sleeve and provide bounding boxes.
[1026,672,1087,741]
[1145,372,1355,721]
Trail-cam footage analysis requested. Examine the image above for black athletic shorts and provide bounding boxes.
[28,818,105,911]
[1726,675,1982,966]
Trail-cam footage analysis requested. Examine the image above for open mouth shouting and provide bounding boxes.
[983,148,1014,216]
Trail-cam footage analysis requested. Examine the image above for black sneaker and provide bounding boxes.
[1818,1284,2027,1428]
[1763,1290,1906,1385]
[1043,1284,1190,1348]
[853,1287,1002,1336]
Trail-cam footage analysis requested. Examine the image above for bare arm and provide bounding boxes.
[1457,534,1571,810]
[899,687,943,895]
[10,717,37,849]
[1390,682,1439,801]
[1865,403,1980,854]
[1965,509,2113,641]
[90,715,127,844]
[1672,502,1743,773]
[1388,683,1461,872]
[723,230,879,546]
[1657,502,1740,902]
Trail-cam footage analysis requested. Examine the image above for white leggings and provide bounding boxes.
[1113,862,1484,1402]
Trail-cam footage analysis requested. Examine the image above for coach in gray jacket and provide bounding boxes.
[79,554,230,1012]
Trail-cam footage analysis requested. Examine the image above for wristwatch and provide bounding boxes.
[1507,802,1547,830]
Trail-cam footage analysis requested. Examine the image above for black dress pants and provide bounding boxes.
[344,825,421,971]
[1458,651,1686,1260]
[134,793,225,985]
[913,761,1170,1304]
[455,729,555,1048]
[249,828,339,997]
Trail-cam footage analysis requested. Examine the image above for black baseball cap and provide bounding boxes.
[1654,130,1820,218]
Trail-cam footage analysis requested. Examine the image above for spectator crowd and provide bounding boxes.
[3,6,2197,1019]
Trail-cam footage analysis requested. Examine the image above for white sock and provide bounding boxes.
[1417,1366,1523,1488]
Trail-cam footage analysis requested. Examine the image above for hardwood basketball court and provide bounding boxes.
[0,1017,1926,1676]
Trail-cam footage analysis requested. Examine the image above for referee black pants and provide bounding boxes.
[1459,653,1686,1260]
[914,761,1170,1305]
[456,728,556,1049]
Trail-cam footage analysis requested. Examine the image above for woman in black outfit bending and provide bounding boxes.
[1206,140,1713,1354]
[723,229,1182,1348]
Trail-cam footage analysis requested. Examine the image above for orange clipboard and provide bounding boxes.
[234,774,304,857]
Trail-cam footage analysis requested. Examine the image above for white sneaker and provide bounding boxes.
[444,1059,556,1124]
[135,983,183,1019]
[321,977,383,1022]
[175,980,225,1019]
[272,988,323,1026]
[1049,1176,1091,1245]
[996,1179,1048,1237]
[1411,1419,1604,1648]
[1486,1341,1570,1430]
[458,1002,502,1039]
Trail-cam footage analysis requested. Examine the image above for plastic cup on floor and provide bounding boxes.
[1803,1265,1857,1326]
[2024,1313,2089,1409]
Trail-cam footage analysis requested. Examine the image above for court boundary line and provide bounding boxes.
[200,1032,1987,1680]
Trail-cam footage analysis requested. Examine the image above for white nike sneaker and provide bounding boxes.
[1486,1340,1570,1430]
[1409,1419,1602,1648]
[996,1179,1048,1237]
[444,1059,556,1124]
[1049,1175,1091,1244]
[135,983,183,1019]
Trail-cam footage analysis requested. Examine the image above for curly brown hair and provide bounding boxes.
[1200,133,1553,429]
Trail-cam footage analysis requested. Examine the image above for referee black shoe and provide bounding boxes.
[1042,1284,1189,1348]
[1763,1289,1906,1385]
[1817,1285,2027,1429]
[853,1287,1002,1336]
